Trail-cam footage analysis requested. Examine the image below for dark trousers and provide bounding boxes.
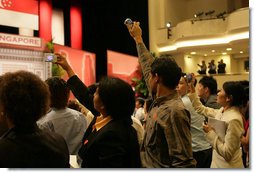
[193,148,213,168]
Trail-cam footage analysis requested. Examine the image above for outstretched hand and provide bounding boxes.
[54,52,75,78]
[54,52,70,71]
[126,21,143,44]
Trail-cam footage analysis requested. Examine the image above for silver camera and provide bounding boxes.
[124,18,133,26]
[44,53,56,62]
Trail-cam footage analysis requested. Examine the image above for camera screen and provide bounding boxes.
[45,53,55,62]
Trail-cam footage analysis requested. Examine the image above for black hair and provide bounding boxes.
[136,97,145,107]
[151,55,182,89]
[0,71,50,129]
[199,76,218,95]
[45,77,70,109]
[223,81,246,107]
[88,83,98,95]
[98,77,135,124]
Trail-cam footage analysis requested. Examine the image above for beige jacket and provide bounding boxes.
[188,93,244,168]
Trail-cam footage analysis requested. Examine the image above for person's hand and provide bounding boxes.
[126,21,143,44]
[54,52,75,78]
[54,52,71,71]
[202,122,213,133]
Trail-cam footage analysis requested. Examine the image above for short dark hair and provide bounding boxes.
[223,81,245,107]
[45,77,70,109]
[199,76,217,95]
[136,97,145,107]
[98,77,135,122]
[151,55,182,89]
[0,71,50,128]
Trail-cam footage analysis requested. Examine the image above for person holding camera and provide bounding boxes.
[208,60,216,74]
[217,59,226,74]
[176,73,212,168]
[188,75,246,168]
[126,20,196,168]
[197,60,207,74]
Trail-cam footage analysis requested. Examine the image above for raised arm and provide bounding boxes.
[126,21,154,95]
[54,53,99,116]
[187,75,218,118]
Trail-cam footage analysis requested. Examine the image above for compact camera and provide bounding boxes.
[44,53,56,62]
[124,18,133,26]
[185,73,192,83]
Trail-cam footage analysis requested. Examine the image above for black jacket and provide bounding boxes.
[79,120,141,168]
[0,126,69,168]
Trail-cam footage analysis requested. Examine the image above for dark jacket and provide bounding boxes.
[0,126,69,168]
[78,120,141,168]
[67,75,99,116]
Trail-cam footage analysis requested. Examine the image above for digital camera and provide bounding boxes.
[124,18,133,26]
[44,53,56,62]
[185,73,192,83]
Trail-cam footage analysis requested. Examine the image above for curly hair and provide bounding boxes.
[151,55,182,89]
[0,71,50,128]
[98,77,135,123]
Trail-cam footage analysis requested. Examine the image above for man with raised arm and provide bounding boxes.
[126,21,196,168]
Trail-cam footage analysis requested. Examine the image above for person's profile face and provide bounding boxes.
[93,88,104,113]
[197,83,205,98]
[216,88,227,106]
[176,77,188,96]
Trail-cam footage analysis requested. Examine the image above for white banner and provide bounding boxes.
[0,33,41,47]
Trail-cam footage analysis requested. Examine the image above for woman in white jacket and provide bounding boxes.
[188,79,246,168]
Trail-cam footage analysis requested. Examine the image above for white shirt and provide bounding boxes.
[37,108,87,155]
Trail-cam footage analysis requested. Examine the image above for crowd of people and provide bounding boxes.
[0,20,249,168]
[197,59,226,75]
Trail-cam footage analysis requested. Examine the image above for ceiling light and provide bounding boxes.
[222,52,227,55]
[211,50,215,52]
[240,51,244,54]
[226,48,232,51]
[204,54,207,56]
[190,52,196,55]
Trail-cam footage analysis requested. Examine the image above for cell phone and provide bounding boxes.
[44,53,56,62]
[124,18,133,26]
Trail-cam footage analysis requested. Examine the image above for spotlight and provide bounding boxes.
[205,10,215,16]
[166,22,171,28]
[194,12,204,18]
[166,22,172,39]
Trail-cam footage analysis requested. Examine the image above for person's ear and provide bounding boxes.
[226,95,233,103]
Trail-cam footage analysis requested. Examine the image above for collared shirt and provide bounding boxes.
[93,115,112,131]
[137,42,196,168]
[37,107,87,155]
[181,95,211,152]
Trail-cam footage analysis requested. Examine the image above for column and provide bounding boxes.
[70,0,82,49]
[39,0,52,42]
